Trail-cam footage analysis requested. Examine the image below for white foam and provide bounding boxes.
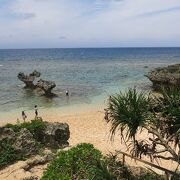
[0,65,3,67]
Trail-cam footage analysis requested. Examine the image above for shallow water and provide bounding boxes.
[0,48,180,118]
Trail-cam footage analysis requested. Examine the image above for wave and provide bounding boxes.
[0,65,3,67]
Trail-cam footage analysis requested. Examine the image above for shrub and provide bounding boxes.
[0,139,23,169]
[102,154,133,179]
[5,118,46,141]
[171,171,180,180]
[0,118,46,169]
[41,143,117,180]
[137,171,164,180]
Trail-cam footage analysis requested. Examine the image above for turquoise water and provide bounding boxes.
[0,48,180,114]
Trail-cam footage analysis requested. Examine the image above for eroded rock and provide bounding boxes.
[0,149,54,180]
[18,70,41,88]
[0,127,16,142]
[22,149,54,171]
[146,64,180,90]
[36,79,56,96]
[0,121,70,156]
[13,128,38,156]
[42,122,70,148]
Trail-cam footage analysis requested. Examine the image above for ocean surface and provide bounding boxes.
[0,48,180,118]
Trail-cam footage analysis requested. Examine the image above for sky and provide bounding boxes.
[0,0,180,48]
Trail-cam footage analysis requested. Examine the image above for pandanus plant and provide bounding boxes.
[106,87,180,163]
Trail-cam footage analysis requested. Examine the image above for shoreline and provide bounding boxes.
[0,106,179,175]
[0,100,105,122]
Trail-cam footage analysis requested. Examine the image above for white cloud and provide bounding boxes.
[0,0,180,48]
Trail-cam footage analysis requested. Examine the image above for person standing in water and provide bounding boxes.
[34,105,38,118]
[65,90,69,96]
[22,111,27,122]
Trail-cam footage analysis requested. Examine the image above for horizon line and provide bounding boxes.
[0,46,180,50]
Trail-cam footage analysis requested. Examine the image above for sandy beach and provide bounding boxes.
[0,0,180,179]
[0,107,179,179]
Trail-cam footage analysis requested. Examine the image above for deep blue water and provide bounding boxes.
[0,48,179,112]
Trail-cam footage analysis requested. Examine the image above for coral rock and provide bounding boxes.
[146,64,180,90]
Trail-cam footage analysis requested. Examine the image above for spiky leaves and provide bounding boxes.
[107,88,150,142]
[158,86,180,146]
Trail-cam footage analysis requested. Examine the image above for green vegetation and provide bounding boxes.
[0,118,46,169]
[106,87,180,165]
[137,172,164,180]
[5,118,46,141]
[41,143,106,180]
[0,139,24,169]
[41,143,123,180]
[171,171,180,180]
[107,88,150,141]
[41,143,162,180]
[102,154,132,179]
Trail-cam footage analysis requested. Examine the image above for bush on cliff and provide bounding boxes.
[41,143,118,180]
[41,143,163,180]
[5,118,46,141]
[0,118,46,169]
[0,139,23,169]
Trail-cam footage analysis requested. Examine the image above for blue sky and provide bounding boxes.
[0,0,180,48]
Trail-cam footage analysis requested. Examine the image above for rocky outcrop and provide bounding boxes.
[0,127,16,141]
[42,122,70,148]
[0,149,54,180]
[0,121,70,179]
[17,71,57,97]
[36,79,56,97]
[18,70,41,88]
[22,149,54,172]
[0,121,70,157]
[12,128,38,156]
[146,64,180,90]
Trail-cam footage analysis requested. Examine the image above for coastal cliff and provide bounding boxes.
[146,64,180,90]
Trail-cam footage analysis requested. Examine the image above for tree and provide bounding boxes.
[106,87,180,163]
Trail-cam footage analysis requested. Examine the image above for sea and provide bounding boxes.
[0,48,180,119]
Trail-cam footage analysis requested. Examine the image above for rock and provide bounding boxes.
[13,128,38,156]
[0,150,53,180]
[146,64,180,90]
[41,122,70,148]
[0,127,16,142]
[36,79,56,96]
[18,70,41,88]
[21,176,38,180]
[0,121,70,155]
[22,151,54,171]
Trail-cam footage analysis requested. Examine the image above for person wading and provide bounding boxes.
[22,111,27,122]
[34,105,38,118]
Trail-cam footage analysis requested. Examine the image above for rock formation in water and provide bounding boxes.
[36,79,56,96]
[146,64,180,90]
[17,70,41,88]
